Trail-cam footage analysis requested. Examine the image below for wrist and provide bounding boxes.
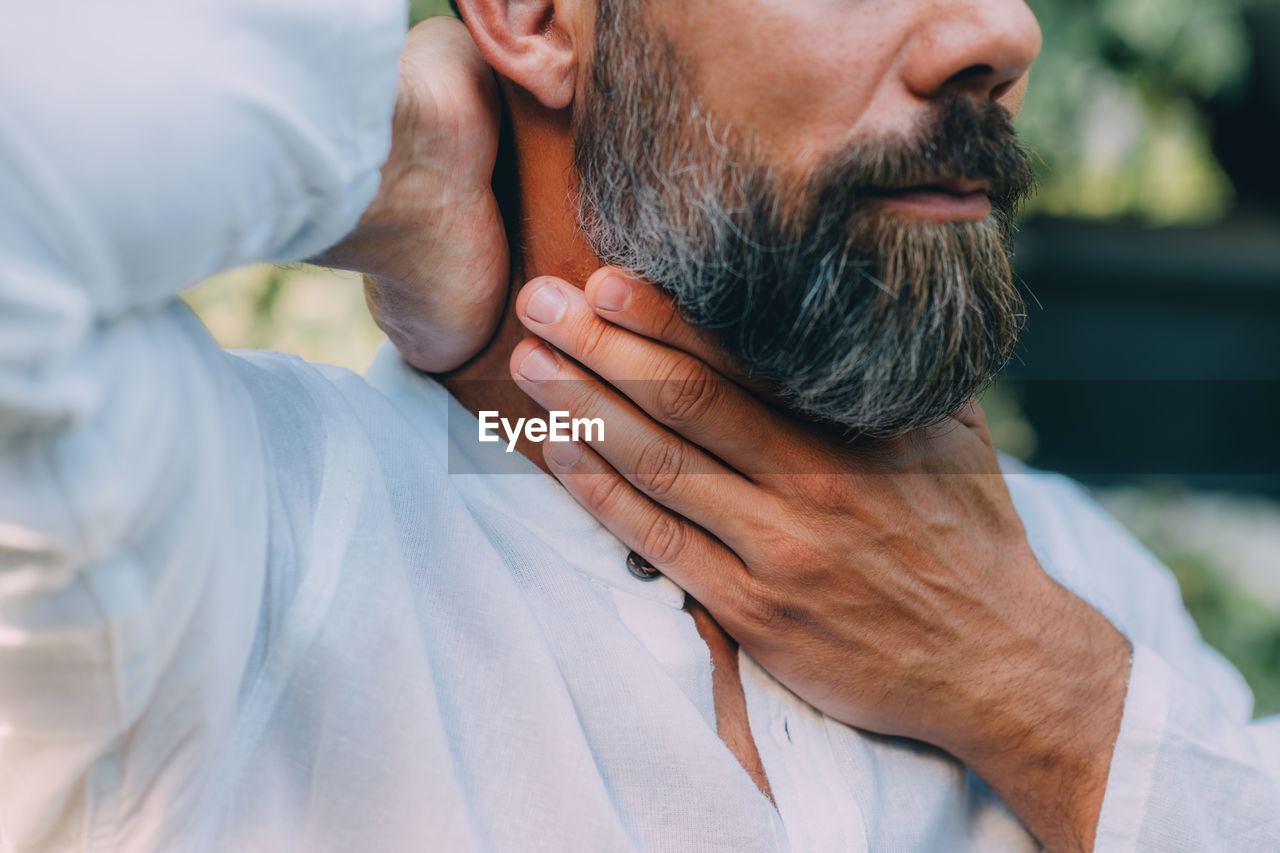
[308,213,415,279]
[946,576,1132,851]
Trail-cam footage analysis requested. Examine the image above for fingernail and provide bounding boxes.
[595,276,631,312]
[547,440,582,468]
[525,282,567,325]
[517,345,558,382]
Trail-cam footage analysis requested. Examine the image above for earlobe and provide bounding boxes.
[456,0,579,110]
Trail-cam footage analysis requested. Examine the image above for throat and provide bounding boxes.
[437,87,605,473]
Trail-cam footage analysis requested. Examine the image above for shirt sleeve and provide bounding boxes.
[1004,467,1280,851]
[1046,479,1280,851]
[0,1,403,847]
[1094,645,1280,852]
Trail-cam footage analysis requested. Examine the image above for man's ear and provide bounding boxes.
[456,0,580,110]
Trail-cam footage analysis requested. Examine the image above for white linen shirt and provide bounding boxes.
[2,1,1278,851]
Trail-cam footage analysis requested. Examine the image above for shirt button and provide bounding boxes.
[626,550,661,581]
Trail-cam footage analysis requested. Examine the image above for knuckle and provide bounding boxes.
[559,379,604,421]
[654,302,688,345]
[736,578,785,631]
[755,522,827,586]
[796,473,841,505]
[581,470,629,515]
[641,512,688,566]
[771,536,818,573]
[573,316,615,366]
[654,359,719,427]
[634,437,688,500]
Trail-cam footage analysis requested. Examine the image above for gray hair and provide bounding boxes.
[572,0,1033,436]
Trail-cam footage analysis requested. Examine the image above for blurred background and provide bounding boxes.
[184,0,1280,714]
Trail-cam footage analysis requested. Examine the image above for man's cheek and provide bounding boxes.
[653,0,892,161]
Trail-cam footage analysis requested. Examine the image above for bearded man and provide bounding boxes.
[2,1,1277,852]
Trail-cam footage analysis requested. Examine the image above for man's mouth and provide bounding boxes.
[866,178,993,222]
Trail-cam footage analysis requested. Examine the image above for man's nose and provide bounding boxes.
[899,0,1042,104]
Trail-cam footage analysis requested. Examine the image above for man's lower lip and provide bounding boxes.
[873,190,992,222]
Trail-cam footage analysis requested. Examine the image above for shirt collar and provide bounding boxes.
[366,344,688,609]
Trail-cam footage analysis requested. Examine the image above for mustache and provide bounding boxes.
[572,30,1031,436]
[799,94,1036,221]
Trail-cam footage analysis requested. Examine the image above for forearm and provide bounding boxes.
[942,577,1132,852]
[0,2,403,845]
[1093,644,1280,851]
[0,0,403,585]
[967,470,1280,852]
[0,2,400,331]
[0,0,403,536]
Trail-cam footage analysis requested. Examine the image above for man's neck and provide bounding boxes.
[441,85,599,471]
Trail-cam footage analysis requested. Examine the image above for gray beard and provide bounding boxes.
[571,1,1034,437]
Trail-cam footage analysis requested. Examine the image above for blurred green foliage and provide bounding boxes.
[410,0,455,24]
[1169,552,1280,715]
[1099,487,1280,717]
[1020,0,1276,222]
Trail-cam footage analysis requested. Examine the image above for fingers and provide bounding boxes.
[582,268,745,380]
[584,268,783,401]
[540,437,747,605]
[513,274,804,477]
[322,13,508,373]
[509,336,767,543]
